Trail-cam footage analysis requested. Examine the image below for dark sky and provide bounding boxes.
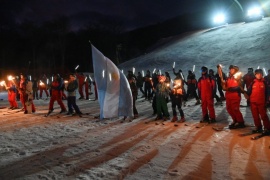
[0,0,266,31]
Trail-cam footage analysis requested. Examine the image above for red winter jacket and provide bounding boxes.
[243,73,255,89]
[225,76,241,99]
[247,78,267,104]
[197,75,216,99]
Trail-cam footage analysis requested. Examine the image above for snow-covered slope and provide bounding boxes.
[119,17,270,77]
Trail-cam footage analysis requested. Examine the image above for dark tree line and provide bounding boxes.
[0,3,250,76]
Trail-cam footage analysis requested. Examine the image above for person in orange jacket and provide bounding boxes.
[221,65,246,129]
[197,66,216,123]
[76,72,89,100]
[247,69,270,135]
[3,75,19,109]
[46,74,67,115]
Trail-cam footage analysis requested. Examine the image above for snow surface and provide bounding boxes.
[0,17,270,180]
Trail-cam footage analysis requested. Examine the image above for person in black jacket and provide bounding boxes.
[65,74,82,115]
[136,71,145,98]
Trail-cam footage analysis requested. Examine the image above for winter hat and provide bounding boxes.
[229,65,239,72]
[255,69,263,75]
[158,75,166,82]
[248,67,253,72]
[201,66,208,73]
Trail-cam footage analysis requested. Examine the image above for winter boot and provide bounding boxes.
[230,122,246,129]
[200,114,209,123]
[178,117,185,123]
[171,116,178,122]
[262,129,270,136]
[59,109,67,114]
[252,127,263,133]
[209,118,216,123]
[195,99,201,105]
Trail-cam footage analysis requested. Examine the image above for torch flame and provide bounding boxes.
[7,75,14,81]
[0,81,6,86]
[39,80,45,86]
[233,72,242,79]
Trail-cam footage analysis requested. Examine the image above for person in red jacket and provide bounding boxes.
[19,74,36,114]
[3,75,19,109]
[247,69,270,135]
[39,74,50,99]
[221,65,246,129]
[197,66,216,123]
[76,72,89,100]
[242,67,255,106]
[46,74,67,115]
[264,69,270,107]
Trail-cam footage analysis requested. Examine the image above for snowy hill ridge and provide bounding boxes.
[119,17,270,77]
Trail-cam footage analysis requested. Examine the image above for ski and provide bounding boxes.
[212,126,229,131]
[3,109,23,115]
[196,122,208,128]
[251,134,266,140]
[238,131,258,137]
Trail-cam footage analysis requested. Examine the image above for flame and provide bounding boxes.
[0,81,5,86]
[233,72,242,79]
[7,75,14,81]
[39,80,45,86]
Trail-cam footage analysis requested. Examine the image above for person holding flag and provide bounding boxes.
[91,44,133,119]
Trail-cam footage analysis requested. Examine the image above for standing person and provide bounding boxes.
[184,70,200,105]
[144,70,153,101]
[170,76,185,122]
[197,66,216,123]
[25,75,36,113]
[76,72,86,100]
[65,74,82,115]
[220,65,246,129]
[155,75,170,120]
[123,76,139,121]
[209,69,222,105]
[3,75,19,109]
[32,76,39,100]
[92,80,98,100]
[136,71,145,98]
[215,68,226,101]
[264,69,270,107]
[19,74,36,114]
[39,74,49,99]
[242,67,255,106]
[247,69,270,135]
[46,74,67,116]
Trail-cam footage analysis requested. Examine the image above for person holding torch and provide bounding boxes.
[170,76,185,122]
[218,65,246,129]
[1,75,19,109]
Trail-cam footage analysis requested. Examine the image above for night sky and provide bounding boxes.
[1,0,257,31]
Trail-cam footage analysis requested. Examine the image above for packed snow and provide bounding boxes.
[0,17,270,180]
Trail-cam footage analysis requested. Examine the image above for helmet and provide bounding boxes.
[209,69,214,74]
[248,67,253,72]
[201,66,208,73]
[254,69,263,75]
[229,65,239,72]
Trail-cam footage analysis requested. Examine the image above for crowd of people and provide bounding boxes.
[1,65,270,136]
[126,65,270,136]
[0,72,95,116]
